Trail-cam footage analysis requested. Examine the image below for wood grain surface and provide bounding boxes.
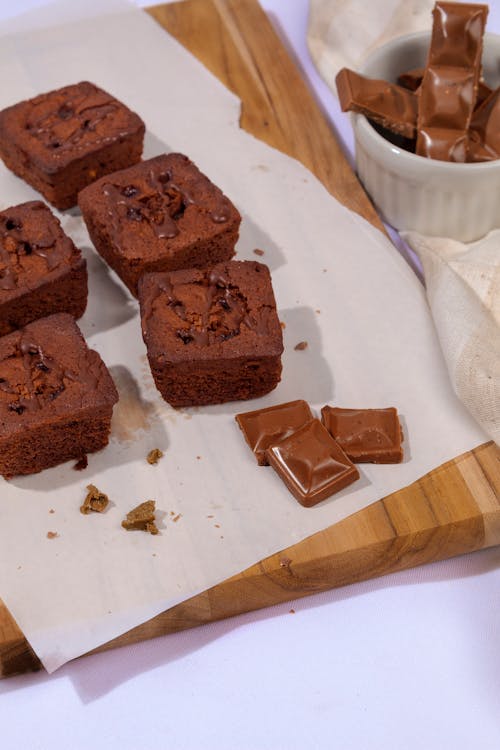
[0,0,498,678]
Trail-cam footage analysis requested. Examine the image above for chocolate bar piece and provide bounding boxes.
[336,68,417,138]
[468,87,500,161]
[235,399,314,466]
[416,2,488,161]
[398,67,492,108]
[265,419,359,507]
[321,406,403,464]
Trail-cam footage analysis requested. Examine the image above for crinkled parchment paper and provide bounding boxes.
[0,0,486,672]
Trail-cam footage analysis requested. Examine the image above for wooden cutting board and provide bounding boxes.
[1,0,498,677]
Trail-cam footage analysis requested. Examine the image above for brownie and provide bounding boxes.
[0,313,118,478]
[321,406,404,463]
[138,260,283,407]
[78,153,241,296]
[0,81,145,210]
[0,201,87,336]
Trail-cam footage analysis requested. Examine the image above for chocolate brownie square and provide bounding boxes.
[0,81,145,210]
[78,153,241,297]
[321,406,404,463]
[0,313,118,478]
[138,260,283,407]
[0,201,87,336]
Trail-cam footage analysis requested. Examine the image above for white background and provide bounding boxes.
[0,1,499,748]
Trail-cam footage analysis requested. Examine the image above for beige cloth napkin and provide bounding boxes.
[307,0,500,445]
[403,232,500,445]
[307,0,434,88]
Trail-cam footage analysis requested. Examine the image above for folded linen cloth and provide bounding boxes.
[307,0,434,91]
[403,232,499,445]
[307,0,499,445]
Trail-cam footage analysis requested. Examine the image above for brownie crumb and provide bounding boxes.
[289,609,295,614]
[46,531,58,539]
[81,484,109,514]
[294,341,308,351]
[74,455,88,471]
[122,500,158,534]
[280,321,286,330]
[253,248,265,256]
[172,513,182,523]
[49,509,55,514]
[147,448,163,465]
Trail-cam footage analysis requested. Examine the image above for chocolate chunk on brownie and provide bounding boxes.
[138,260,283,407]
[0,201,87,336]
[0,81,145,210]
[0,313,118,478]
[78,153,241,297]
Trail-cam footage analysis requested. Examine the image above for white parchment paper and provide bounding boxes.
[0,0,487,672]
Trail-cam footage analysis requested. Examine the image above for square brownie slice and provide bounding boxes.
[0,201,87,336]
[0,81,145,210]
[0,313,118,478]
[138,260,283,407]
[321,406,404,463]
[78,153,241,297]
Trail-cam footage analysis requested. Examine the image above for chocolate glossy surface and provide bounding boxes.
[235,399,313,465]
[321,406,403,464]
[336,68,417,138]
[266,419,359,507]
[416,2,488,160]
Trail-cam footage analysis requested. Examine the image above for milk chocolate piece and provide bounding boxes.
[468,87,500,161]
[416,2,488,161]
[321,406,403,464]
[336,68,417,138]
[235,399,314,465]
[265,419,359,507]
[399,67,492,107]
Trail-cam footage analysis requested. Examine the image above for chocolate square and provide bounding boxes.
[321,406,403,463]
[265,419,359,507]
[235,399,314,465]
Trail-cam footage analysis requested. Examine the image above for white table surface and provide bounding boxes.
[0,1,499,748]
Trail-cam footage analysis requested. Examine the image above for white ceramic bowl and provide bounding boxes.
[353,32,500,241]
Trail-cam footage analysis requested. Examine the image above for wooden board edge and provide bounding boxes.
[1,0,498,677]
